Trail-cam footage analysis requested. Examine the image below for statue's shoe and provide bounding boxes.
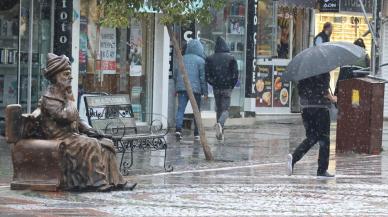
[114,182,137,191]
[96,184,114,192]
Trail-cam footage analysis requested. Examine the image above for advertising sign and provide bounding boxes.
[246,0,258,97]
[255,65,273,107]
[54,0,73,58]
[340,0,373,13]
[320,0,340,12]
[273,65,290,107]
[99,27,117,74]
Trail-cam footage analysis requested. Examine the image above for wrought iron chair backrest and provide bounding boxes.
[84,95,137,137]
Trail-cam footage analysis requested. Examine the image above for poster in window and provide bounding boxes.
[255,65,272,107]
[129,22,143,77]
[273,65,290,107]
[99,27,117,74]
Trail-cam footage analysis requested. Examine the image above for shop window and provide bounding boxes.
[79,0,154,122]
[196,0,247,112]
[276,7,293,59]
[257,0,276,57]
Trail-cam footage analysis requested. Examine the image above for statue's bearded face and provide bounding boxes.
[55,69,72,89]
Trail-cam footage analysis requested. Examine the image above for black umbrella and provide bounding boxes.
[283,42,365,82]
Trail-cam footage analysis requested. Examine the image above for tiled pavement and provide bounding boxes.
[1,121,388,216]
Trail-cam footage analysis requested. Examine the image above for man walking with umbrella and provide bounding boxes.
[283,40,365,178]
[285,24,344,177]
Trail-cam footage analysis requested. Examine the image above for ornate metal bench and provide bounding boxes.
[84,95,173,175]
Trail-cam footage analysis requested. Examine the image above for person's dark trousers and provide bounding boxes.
[175,91,202,136]
[213,89,233,128]
[292,107,330,174]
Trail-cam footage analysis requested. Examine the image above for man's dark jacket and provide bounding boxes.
[205,37,239,90]
[298,73,331,108]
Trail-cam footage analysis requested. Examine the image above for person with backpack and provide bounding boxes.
[287,23,336,178]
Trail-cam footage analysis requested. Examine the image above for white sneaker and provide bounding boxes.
[215,123,223,140]
[286,154,293,176]
[175,132,182,140]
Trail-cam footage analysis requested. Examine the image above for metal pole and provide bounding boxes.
[27,0,34,113]
[358,0,377,46]
[17,0,22,104]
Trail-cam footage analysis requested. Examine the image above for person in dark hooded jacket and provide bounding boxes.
[205,36,238,140]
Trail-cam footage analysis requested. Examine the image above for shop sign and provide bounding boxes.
[181,22,198,42]
[245,0,258,98]
[340,0,373,13]
[319,0,340,12]
[54,0,72,58]
[168,44,174,79]
[99,28,117,75]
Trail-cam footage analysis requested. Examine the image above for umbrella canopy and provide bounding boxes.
[283,42,365,82]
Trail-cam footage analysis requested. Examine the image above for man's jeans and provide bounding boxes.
[292,107,331,174]
[176,91,201,136]
[214,89,233,128]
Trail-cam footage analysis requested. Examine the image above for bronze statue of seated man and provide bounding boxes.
[25,53,136,192]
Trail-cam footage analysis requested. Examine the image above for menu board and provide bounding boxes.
[255,65,273,107]
[273,65,290,107]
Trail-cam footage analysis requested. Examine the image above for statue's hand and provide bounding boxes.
[86,128,107,139]
[100,140,116,153]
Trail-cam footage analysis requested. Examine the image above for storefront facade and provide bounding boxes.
[174,0,313,118]
[0,0,171,128]
[246,0,314,114]
[76,0,170,125]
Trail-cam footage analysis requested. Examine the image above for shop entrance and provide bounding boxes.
[255,3,311,114]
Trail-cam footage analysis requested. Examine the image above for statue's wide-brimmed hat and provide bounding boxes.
[43,53,71,80]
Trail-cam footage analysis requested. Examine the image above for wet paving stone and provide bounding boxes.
[1,122,388,216]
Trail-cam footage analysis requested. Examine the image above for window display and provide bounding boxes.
[197,0,247,112]
[315,13,372,56]
[257,0,275,57]
[78,0,154,122]
[0,0,52,118]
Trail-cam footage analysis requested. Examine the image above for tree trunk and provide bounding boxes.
[166,25,213,161]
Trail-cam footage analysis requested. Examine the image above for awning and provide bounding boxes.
[277,0,317,8]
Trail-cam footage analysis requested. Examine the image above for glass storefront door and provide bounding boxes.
[0,1,19,119]
[0,0,52,120]
[19,0,52,113]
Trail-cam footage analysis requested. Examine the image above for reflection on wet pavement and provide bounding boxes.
[1,122,388,216]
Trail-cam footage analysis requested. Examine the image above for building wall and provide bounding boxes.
[380,0,388,117]
[152,14,170,127]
